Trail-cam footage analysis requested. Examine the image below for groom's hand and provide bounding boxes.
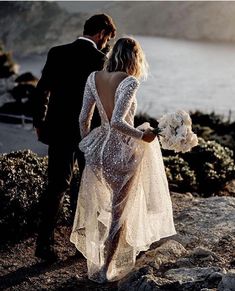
[142,129,156,143]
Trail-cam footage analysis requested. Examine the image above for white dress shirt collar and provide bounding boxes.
[78,37,97,49]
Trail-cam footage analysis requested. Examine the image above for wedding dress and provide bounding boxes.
[70,72,176,283]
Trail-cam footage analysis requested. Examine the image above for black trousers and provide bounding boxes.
[36,143,85,247]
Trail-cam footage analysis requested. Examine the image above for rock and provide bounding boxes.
[164,267,224,289]
[119,241,187,290]
[217,180,235,197]
[119,266,224,291]
[164,266,222,281]
[175,257,194,268]
[171,191,195,201]
[190,247,218,260]
[187,247,219,264]
[136,239,188,269]
[118,266,160,291]
[218,270,235,291]
[119,195,234,290]
[208,272,224,286]
[173,196,235,248]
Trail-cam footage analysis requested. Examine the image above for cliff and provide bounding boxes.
[1,1,235,57]
[0,1,87,56]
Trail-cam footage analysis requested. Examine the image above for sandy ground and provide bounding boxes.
[0,122,48,156]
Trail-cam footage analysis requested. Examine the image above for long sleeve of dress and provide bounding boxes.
[79,78,96,139]
[110,79,144,140]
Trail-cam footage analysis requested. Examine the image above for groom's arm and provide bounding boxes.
[33,48,54,128]
[92,48,107,72]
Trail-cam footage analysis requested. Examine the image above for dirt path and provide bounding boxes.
[1,193,234,290]
[0,227,118,290]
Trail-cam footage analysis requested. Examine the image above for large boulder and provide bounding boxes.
[118,194,235,290]
[218,270,235,291]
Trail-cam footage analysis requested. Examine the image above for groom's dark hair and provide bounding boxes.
[83,14,116,38]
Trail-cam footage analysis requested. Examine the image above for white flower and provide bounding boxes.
[157,110,198,153]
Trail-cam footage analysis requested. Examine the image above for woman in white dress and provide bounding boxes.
[70,37,176,283]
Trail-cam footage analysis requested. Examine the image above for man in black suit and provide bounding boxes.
[33,14,116,261]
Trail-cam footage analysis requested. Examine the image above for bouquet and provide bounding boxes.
[153,110,198,153]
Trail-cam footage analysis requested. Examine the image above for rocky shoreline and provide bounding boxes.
[0,192,234,290]
[1,109,235,289]
[119,193,235,291]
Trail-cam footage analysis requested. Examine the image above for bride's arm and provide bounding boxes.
[79,78,96,139]
[110,79,144,140]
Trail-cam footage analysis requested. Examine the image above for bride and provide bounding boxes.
[70,37,176,283]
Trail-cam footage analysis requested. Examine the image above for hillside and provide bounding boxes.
[100,1,235,42]
[1,1,235,56]
[0,1,87,56]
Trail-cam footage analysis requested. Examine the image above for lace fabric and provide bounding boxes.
[70,72,176,283]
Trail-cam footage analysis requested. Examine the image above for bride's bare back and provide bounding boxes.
[95,71,129,121]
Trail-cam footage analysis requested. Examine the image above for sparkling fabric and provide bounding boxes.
[70,72,176,283]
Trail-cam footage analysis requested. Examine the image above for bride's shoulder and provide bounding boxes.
[112,72,139,87]
[121,75,140,89]
[87,70,99,84]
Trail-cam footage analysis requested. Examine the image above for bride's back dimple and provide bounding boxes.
[94,71,128,122]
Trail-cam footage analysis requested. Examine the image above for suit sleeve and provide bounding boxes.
[94,50,107,71]
[33,48,54,128]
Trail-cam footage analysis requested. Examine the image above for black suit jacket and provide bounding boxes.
[33,39,106,145]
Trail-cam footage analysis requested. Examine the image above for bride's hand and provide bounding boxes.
[142,128,156,143]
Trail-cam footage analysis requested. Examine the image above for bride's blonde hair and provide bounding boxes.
[105,37,148,80]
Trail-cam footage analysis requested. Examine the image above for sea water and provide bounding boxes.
[17,35,235,121]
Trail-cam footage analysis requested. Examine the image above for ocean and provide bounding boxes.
[17,35,235,121]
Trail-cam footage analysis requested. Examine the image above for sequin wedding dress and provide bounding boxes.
[70,72,176,283]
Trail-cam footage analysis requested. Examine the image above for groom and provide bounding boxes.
[33,14,116,262]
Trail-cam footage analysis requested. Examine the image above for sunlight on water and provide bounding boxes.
[136,36,235,120]
[18,36,235,120]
